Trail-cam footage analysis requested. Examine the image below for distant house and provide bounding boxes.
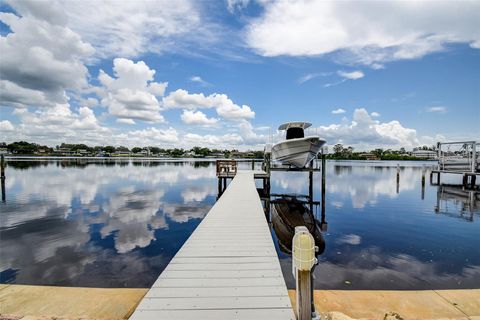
[54,148,75,156]
[76,149,90,156]
[209,152,225,158]
[139,149,150,157]
[358,153,379,160]
[0,147,8,155]
[411,150,437,159]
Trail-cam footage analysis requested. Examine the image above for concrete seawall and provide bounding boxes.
[1,284,479,319]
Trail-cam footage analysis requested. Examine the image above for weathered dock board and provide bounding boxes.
[130,171,295,320]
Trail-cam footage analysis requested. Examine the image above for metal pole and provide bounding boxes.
[472,142,476,174]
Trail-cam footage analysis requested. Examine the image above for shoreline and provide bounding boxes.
[1,284,478,319]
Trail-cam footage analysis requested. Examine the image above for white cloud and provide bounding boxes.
[371,112,381,117]
[0,7,94,108]
[426,106,447,113]
[119,127,180,146]
[318,108,419,150]
[98,58,167,123]
[332,108,346,114]
[245,1,480,66]
[181,110,218,126]
[338,70,364,80]
[0,120,14,131]
[23,0,212,59]
[3,104,109,145]
[238,120,267,145]
[184,132,243,147]
[163,89,255,121]
[190,75,210,86]
[116,118,136,125]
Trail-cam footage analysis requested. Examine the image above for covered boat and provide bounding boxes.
[271,122,326,168]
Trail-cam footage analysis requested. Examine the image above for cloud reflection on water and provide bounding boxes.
[0,160,216,287]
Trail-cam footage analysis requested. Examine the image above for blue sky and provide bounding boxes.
[0,0,479,150]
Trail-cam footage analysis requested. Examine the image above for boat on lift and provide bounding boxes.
[271,122,326,168]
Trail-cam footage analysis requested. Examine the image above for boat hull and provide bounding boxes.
[272,136,325,168]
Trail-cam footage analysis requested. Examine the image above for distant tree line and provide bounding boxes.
[325,143,435,160]
[1,141,264,158]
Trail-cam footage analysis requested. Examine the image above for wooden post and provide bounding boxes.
[293,226,315,320]
[471,175,476,189]
[217,177,222,197]
[1,155,5,203]
[251,159,255,170]
[463,174,468,188]
[296,270,311,320]
[0,154,5,180]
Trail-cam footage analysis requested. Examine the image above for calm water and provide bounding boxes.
[1,159,479,289]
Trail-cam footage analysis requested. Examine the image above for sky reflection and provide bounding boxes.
[1,159,479,289]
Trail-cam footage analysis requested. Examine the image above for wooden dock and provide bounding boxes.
[130,171,295,320]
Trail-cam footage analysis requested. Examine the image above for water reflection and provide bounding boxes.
[435,185,479,221]
[1,159,479,290]
[0,159,217,287]
[271,160,480,290]
[271,196,325,255]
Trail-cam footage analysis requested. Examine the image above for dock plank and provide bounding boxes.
[130,171,294,319]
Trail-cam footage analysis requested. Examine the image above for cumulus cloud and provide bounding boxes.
[0,5,94,108]
[163,89,255,121]
[98,58,167,122]
[181,110,218,126]
[17,0,213,59]
[332,108,346,114]
[118,127,180,146]
[3,104,109,145]
[245,1,480,66]
[371,112,381,117]
[0,120,14,131]
[318,108,419,149]
[184,132,243,147]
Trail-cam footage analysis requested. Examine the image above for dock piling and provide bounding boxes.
[1,154,5,180]
[293,226,316,320]
[1,155,5,203]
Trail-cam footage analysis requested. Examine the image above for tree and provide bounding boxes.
[333,143,343,155]
[372,148,384,157]
[131,147,143,153]
[149,147,161,154]
[103,146,116,154]
[116,146,130,152]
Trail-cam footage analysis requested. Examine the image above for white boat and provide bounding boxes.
[271,122,326,168]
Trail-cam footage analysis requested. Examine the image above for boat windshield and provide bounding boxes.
[286,127,304,140]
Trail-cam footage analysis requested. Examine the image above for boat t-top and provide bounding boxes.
[271,122,326,168]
